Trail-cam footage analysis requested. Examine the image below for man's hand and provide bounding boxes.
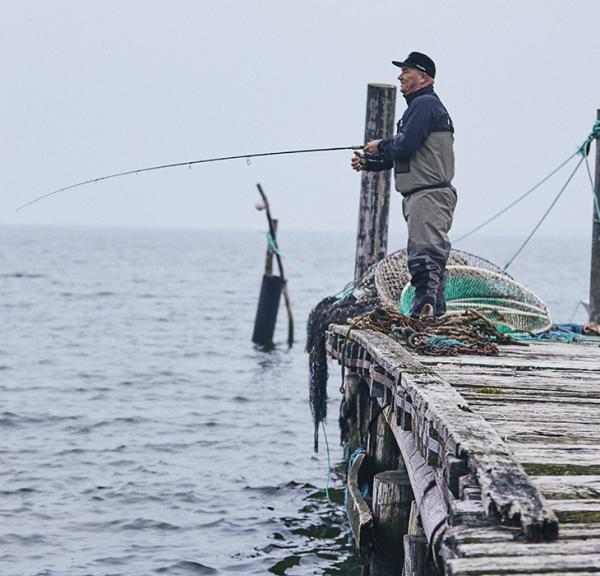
[351,150,365,172]
[363,139,382,155]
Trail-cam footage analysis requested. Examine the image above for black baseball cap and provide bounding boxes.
[392,52,436,79]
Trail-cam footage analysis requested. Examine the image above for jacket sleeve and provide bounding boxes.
[364,154,393,172]
[378,97,436,161]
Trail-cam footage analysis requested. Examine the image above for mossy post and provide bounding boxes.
[354,84,396,282]
[590,109,600,323]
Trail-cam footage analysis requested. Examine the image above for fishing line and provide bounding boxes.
[17,145,363,211]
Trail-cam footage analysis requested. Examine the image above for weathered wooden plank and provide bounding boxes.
[468,403,600,425]
[531,476,600,500]
[437,372,600,396]
[524,463,600,476]
[506,445,600,468]
[446,553,600,575]
[461,392,600,406]
[428,363,600,383]
[503,421,600,437]
[491,422,600,445]
[442,523,600,549]
[455,538,600,558]
[420,351,600,372]
[547,499,600,523]
[346,452,373,556]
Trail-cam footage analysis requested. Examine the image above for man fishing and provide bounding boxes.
[351,51,457,319]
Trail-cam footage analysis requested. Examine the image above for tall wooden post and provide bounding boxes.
[354,83,397,282]
[590,109,600,323]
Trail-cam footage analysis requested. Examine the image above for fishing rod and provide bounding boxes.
[17,145,364,211]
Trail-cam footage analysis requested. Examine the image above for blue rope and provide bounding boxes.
[423,336,475,349]
[266,231,278,254]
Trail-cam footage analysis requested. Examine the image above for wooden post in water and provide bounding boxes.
[590,109,600,323]
[354,83,396,282]
[370,469,413,575]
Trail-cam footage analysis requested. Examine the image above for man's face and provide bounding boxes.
[398,66,426,95]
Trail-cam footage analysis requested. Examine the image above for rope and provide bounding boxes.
[263,231,341,294]
[584,155,600,221]
[453,150,580,244]
[351,307,511,356]
[503,154,585,270]
[455,119,600,245]
[266,231,278,254]
[321,421,335,506]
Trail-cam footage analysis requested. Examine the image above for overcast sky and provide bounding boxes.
[2,0,599,238]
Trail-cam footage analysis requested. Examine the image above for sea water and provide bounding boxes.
[0,226,591,575]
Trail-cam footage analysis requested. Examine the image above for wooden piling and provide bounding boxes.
[354,83,396,282]
[404,502,431,576]
[370,469,413,575]
[589,109,600,323]
[403,535,429,576]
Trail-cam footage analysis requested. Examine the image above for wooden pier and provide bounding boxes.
[327,326,600,574]
[312,90,600,574]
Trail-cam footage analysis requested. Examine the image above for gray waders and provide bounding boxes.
[402,187,457,317]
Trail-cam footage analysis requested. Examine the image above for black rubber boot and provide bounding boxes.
[410,293,436,319]
[435,273,447,317]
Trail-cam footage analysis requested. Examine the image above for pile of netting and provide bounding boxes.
[306,248,551,450]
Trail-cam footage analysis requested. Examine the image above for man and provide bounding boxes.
[351,51,457,319]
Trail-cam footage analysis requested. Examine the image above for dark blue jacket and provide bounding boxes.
[365,86,455,195]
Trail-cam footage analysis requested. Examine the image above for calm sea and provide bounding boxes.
[0,225,591,575]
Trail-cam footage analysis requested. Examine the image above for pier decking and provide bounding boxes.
[326,325,600,574]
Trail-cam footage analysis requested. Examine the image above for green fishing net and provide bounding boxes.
[374,252,552,334]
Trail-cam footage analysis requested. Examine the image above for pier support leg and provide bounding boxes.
[404,502,431,576]
[369,469,413,575]
[403,535,429,576]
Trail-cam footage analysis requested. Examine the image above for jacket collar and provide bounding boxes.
[404,85,435,105]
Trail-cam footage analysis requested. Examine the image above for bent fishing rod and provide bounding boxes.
[17,145,364,211]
